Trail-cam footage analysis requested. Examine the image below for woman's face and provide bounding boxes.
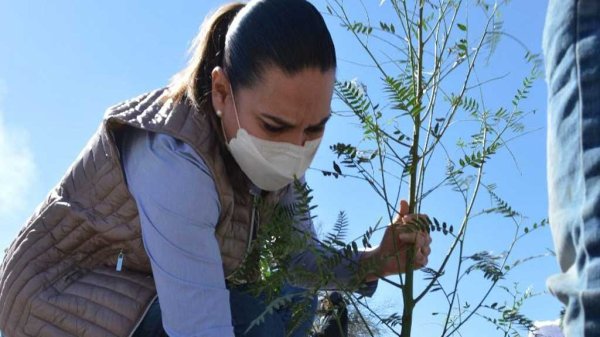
[211,65,335,146]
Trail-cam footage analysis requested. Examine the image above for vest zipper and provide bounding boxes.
[116,249,124,272]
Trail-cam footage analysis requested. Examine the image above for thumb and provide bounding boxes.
[399,199,409,217]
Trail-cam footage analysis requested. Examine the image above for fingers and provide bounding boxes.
[417,234,432,268]
[421,243,432,256]
[415,248,429,268]
[388,201,433,270]
[413,242,430,268]
[398,233,431,256]
[394,200,431,231]
[398,231,430,246]
[399,200,409,217]
[398,231,432,268]
[397,231,418,242]
[397,232,418,244]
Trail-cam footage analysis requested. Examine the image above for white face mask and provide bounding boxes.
[222,87,322,191]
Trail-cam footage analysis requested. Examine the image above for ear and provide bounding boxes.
[211,66,230,117]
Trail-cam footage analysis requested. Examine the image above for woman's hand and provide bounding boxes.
[361,200,432,282]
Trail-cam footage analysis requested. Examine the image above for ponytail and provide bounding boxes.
[167,3,244,111]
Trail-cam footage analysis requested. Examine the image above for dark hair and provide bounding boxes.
[224,0,336,91]
[168,0,336,112]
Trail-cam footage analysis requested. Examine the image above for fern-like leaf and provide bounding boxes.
[325,211,349,246]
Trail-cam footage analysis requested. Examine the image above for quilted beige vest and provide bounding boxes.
[0,89,282,337]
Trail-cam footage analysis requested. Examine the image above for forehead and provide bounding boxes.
[236,66,335,122]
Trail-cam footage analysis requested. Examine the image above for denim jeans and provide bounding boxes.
[544,0,600,336]
[133,283,317,337]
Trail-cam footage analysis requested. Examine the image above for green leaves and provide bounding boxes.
[336,80,369,113]
[511,54,539,109]
[333,161,342,175]
[522,218,548,235]
[362,224,376,249]
[457,143,499,169]
[485,190,521,218]
[244,294,296,334]
[324,211,349,246]
[451,95,480,117]
[481,284,537,335]
[379,21,396,33]
[383,75,423,118]
[321,161,344,179]
[335,80,382,140]
[343,20,399,36]
[317,1,544,336]
[381,312,403,327]
[345,21,374,35]
[330,143,356,161]
[465,251,505,282]
[430,218,453,235]
[450,38,469,58]
[330,143,377,167]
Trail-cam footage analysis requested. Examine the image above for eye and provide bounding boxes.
[305,125,325,134]
[263,122,287,133]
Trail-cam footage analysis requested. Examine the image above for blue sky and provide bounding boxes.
[0,1,558,336]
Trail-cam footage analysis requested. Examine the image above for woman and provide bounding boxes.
[0,1,432,336]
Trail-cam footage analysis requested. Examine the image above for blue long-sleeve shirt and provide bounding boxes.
[120,128,375,337]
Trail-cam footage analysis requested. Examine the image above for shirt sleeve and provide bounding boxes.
[279,178,378,297]
[120,128,235,337]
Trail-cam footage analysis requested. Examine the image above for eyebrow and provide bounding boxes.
[260,113,331,128]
